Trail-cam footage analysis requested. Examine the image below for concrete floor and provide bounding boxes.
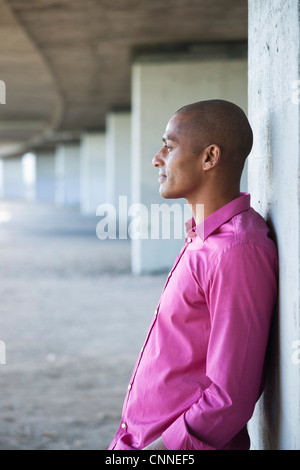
[0,200,165,450]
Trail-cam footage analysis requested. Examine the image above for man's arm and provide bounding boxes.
[161,244,278,450]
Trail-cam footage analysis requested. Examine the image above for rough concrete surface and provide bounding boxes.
[0,200,165,450]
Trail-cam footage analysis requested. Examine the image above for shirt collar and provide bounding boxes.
[185,192,251,241]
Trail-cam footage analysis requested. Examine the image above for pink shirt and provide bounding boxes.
[109,193,278,450]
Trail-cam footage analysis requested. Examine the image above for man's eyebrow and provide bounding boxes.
[162,135,176,143]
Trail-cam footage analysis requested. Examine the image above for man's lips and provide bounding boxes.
[158,173,167,183]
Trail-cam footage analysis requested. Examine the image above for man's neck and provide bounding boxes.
[187,188,241,225]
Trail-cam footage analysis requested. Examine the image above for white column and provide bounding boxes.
[106,112,131,227]
[22,152,36,201]
[55,143,80,207]
[35,150,56,202]
[80,132,106,215]
[131,48,248,275]
[0,159,3,199]
[247,0,300,450]
[1,156,24,199]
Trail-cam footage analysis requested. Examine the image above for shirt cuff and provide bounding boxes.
[109,433,137,450]
[162,412,215,451]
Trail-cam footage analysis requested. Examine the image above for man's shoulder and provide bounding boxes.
[189,208,278,283]
[232,207,277,252]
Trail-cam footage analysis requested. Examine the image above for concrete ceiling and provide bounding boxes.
[0,0,248,157]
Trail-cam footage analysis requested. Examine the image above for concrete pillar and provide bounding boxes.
[80,132,106,215]
[105,111,131,226]
[35,150,56,202]
[1,156,24,199]
[0,159,3,199]
[55,143,80,207]
[131,44,248,274]
[247,0,300,450]
[22,153,36,201]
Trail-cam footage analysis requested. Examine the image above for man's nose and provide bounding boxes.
[152,147,165,167]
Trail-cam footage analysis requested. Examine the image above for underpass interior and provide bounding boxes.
[0,0,249,450]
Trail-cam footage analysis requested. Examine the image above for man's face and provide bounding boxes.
[152,113,205,201]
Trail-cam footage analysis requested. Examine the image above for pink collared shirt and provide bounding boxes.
[109,193,278,450]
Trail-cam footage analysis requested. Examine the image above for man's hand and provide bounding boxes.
[143,436,167,450]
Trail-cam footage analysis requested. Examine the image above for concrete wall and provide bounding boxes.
[131,47,248,274]
[247,0,300,450]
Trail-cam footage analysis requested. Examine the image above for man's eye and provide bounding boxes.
[166,146,172,152]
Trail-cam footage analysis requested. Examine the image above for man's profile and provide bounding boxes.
[109,99,278,451]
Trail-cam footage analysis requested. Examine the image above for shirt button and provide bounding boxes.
[121,422,127,429]
[128,384,132,390]
[154,308,158,316]
[187,237,192,243]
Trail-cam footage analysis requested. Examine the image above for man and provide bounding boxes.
[109,99,278,450]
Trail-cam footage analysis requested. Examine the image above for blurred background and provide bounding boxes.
[0,0,248,450]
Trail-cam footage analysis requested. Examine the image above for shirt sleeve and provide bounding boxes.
[162,243,278,450]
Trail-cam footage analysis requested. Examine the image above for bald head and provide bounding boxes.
[175,99,253,171]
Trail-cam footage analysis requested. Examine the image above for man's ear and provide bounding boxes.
[202,144,221,171]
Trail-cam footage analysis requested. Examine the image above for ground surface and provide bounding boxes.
[0,200,165,450]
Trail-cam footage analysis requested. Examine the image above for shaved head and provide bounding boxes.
[174,99,253,172]
[153,99,253,211]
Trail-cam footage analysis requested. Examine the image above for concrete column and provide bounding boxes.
[1,156,24,199]
[0,159,3,199]
[247,0,300,450]
[35,150,56,202]
[55,143,80,207]
[22,152,36,201]
[105,111,131,226]
[131,45,248,274]
[80,132,106,215]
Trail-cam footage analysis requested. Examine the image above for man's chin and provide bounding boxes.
[159,187,170,199]
[159,187,180,200]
